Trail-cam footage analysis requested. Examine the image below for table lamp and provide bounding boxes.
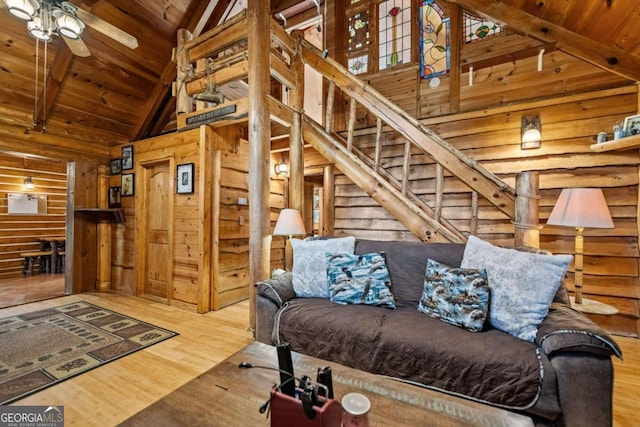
[273,209,306,270]
[546,188,617,314]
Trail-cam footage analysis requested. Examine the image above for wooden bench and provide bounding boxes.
[20,251,53,275]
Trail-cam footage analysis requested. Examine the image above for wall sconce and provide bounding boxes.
[521,115,542,149]
[23,176,35,189]
[274,157,289,176]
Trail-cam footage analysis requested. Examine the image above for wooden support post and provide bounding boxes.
[325,81,335,133]
[374,118,383,172]
[289,31,305,213]
[247,0,272,331]
[96,164,111,292]
[402,141,411,195]
[198,125,214,313]
[435,163,443,222]
[471,191,479,235]
[176,29,194,116]
[514,171,541,248]
[347,97,357,152]
[323,165,335,236]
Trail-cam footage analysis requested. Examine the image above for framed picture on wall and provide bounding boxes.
[121,173,134,196]
[109,187,121,208]
[110,158,122,175]
[623,114,640,137]
[121,145,134,170]
[176,163,194,194]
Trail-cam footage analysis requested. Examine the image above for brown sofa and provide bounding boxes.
[255,239,622,427]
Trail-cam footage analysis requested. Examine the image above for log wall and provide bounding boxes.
[331,49,640,336]
[0,154,67,278]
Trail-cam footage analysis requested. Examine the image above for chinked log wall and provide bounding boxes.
[0,154,68,278]
[333,47,639,336]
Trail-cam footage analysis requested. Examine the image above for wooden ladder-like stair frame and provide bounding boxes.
[296,38,517,243]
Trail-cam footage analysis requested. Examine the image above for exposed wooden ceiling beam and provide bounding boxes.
[447,0,640,82]
[132,0,231,140]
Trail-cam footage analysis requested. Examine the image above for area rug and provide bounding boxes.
[0,301,178,405]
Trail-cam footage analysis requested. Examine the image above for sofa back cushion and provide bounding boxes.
[355,239,465,308]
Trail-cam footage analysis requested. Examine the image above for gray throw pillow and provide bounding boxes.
[460,235,573,342]
[418,259,489,332]
[291,236,356,298]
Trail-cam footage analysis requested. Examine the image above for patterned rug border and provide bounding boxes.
[0,301,179,405]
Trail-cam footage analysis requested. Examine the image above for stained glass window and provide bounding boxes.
[378,0,412,71]
[420,0,450,79]
[463,11,502,43]
[348,11,370,52]
[348,55,369,75]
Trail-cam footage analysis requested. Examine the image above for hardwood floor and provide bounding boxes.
[0,293,638,426]
[0,274,66,308]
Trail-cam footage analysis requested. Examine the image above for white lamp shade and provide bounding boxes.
[547,188,614,229]
[56,13,84,39]
[4,0,37,21]
[273,208,306,236]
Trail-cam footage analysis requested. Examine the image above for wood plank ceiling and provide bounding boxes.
[0,0,639,150]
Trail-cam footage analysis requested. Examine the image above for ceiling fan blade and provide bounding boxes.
[63,36,91,57]
[75,8,138,50]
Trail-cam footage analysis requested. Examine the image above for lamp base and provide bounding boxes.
[569,296,618,315]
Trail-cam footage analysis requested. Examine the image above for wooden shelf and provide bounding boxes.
[590,133,640,152]
[75,208,125,223]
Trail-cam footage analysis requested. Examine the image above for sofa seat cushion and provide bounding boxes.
[276,299,560,418]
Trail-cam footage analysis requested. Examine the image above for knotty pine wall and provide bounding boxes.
[109,129,285,312]
[0,154,67,278]
[330,44,639,336]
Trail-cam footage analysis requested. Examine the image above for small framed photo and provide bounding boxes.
[121,173,135,196]
[623,114,640,137]
[176,163,194,194]
[109,187,121,208]
[110,158,122,175]
[121,145,134,170]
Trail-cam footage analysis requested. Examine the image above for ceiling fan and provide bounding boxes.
[1,0,138,57]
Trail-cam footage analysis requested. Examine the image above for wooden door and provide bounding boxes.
[142,161,172,301]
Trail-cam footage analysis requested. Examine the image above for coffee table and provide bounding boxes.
[120,341,534,426]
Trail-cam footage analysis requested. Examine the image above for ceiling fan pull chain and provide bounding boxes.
[43,39,48,131]
[34,39,39,128]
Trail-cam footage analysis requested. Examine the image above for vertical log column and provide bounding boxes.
[514,171,542,248]
[323,165,335,236]
[176,29,193,116]
[96,164,111,291]
[248,0,272,330]
[289,31,305,214]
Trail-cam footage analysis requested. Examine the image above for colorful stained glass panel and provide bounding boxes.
[463,11,502,43]
[420,0,450,79]
[348,11,370,52]
[378,0,412,70]
[348,55,369,75]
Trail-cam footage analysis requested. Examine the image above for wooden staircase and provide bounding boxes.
[174,14,518,244]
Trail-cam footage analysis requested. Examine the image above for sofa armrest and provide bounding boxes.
[536,303,622,358]
[255,272,295,345]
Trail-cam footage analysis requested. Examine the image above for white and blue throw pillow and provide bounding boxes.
[461,235,573,342]
[326,252,396,309]
[418,259,489,332]
[291,236,356,298]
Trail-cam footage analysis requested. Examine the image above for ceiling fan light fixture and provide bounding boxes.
[56,13,83,39]
[27,15,51,41]
[4,0,37,21]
